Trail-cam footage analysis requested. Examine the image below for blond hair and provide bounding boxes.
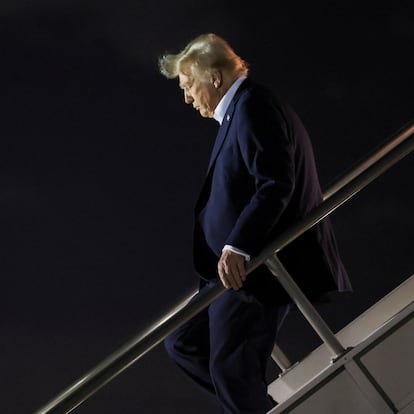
[159,33,248,81]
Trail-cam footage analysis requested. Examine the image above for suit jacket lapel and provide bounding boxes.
[206,113,232,172]
[206,78,250,174]
[196,79,251,213]
[195,118,232,214]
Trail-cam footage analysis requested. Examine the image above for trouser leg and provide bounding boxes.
[208,286,288,414]
[164,287,215,395]
[164,281,289,413]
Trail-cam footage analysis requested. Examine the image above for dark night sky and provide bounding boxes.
[2,1,414,413]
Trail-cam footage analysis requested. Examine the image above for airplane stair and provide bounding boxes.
[268,274,414,414]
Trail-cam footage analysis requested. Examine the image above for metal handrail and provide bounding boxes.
[34,119,414,414]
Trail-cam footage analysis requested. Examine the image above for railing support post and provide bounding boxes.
[265,254,346,359]
[271,344,292,372]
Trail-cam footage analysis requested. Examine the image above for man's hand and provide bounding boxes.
[218,249,247,290]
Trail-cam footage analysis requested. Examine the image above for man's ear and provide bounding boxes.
[211,71,222,89]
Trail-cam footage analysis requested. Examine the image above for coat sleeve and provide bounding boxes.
[224,94,296,256]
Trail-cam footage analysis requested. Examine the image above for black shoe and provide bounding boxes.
[268,394,278,408]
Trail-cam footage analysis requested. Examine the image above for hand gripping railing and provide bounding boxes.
[34,119,414,414]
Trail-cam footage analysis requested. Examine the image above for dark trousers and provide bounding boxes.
[164,281,290,414]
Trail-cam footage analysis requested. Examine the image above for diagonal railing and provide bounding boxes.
[34,119,414,414]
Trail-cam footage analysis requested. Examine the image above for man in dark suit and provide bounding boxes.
[159,33,352,413]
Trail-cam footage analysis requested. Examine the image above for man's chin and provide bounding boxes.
[198,110,213,118]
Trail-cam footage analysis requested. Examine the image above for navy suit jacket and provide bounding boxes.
[193,78,352,305]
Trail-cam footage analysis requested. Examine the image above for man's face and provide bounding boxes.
[178,70,220,118]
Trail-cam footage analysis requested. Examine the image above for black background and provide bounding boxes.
[2,1,413,413]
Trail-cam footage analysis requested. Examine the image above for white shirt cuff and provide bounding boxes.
[222,245,251,261]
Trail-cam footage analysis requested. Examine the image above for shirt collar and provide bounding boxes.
[213,76,247,125]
